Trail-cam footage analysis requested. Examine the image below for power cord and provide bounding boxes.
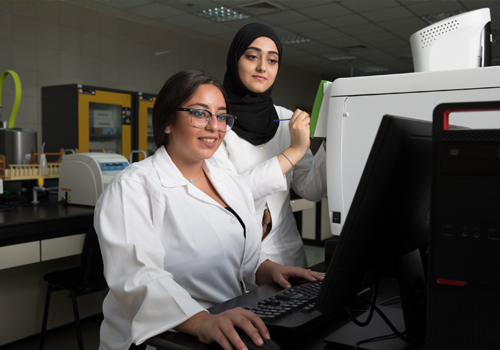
[355,293,425,345]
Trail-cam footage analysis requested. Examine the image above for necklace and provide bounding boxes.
[189,169,203,184]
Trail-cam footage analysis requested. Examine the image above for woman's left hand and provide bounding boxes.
[256,260,325,288]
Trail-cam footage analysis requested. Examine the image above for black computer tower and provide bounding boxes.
[427,101,500,349]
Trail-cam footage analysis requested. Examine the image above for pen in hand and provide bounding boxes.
[273,118,291,122]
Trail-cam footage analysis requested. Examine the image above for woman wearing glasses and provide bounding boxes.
[95,70,323,350]
[211,23,327,268]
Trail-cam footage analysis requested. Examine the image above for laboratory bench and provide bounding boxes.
[0,194,94,269]
[0,192,103,347]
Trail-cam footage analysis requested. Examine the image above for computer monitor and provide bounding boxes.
[410,8,491,72]
[315,115,432,347]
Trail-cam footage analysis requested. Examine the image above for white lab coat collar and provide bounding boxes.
[151,146,235,207]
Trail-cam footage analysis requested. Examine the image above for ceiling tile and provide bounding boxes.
[215,1,255,7]
[268,25,295,37]
[281,20,330,34]
[319,14,369,28]
[341,1,399,13]
[404,1,466,17]
[307,28,345,41]
[160,1,221,13]
[98,1,153,10]
[190,23,236,36]
[285,40,330,51]
[216,31,238,42]
[297,2,353,19]
[94,0,500,76]
[392,28,420,41]
[356,31,400,46]
[129,3,185,19]
[282,46,311,58]
[462,2,500,11]
[337,23,385,36]
[370,38,409,50]
[377,17,428,31]
[322,36,363,49]
[274,1,329,10]
[223,18,273,29]
[361,7,415,22]
[163,14,214,28]
[259,10,310,25]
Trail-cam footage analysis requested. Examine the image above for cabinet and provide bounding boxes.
[42,84,134,159]
[134,92,157,162]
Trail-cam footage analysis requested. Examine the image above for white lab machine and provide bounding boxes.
[314,66,500,236]
[410,8,491,72]
[58,152,129,206]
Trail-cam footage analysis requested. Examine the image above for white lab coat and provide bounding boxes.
[94,146,286,350]
[210,106,328,268]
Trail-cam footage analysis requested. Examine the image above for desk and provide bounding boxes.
[0,195,104,346]
[0,196,94,246]
[147,272,426,350]
[0,196,94,270]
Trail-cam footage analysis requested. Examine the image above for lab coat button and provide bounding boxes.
[258,145,264,150]
[230,217,237,224]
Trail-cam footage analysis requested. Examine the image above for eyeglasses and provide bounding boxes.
[178,108,236,132]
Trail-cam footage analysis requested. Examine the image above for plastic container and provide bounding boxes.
[40,154,48,176]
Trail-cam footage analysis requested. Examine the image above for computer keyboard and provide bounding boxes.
[242,281,332,333]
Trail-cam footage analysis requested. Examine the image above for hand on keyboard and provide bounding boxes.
[256,260,325,288]
[244,281,323,323]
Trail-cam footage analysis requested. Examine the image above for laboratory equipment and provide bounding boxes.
[410,8,491,72]
[42,84,135,159]
[133,92,157,160]
[58,152,129,206]
[314,66,500,237]
[0,70,37,167]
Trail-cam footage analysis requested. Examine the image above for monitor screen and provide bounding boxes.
[315,115,432,346]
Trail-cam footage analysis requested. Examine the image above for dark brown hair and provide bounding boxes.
[153,70,230,148]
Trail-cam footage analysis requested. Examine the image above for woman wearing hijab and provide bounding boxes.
[211,23,327,268]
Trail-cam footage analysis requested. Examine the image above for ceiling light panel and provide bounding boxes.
[197,6,250,22]
[280,34,311,45]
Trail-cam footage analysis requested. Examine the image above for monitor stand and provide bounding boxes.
[324,305,425,350]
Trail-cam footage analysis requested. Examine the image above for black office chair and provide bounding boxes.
[39,225,108,350]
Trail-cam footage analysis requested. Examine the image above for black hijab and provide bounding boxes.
[223,23,282,146]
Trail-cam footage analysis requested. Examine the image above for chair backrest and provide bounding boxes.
[79,225,107,290]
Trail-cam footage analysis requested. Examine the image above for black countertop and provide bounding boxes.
[0,195,94,247]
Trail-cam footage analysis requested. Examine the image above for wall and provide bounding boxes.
[0,1,322,152]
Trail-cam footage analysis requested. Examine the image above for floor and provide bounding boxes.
[0,245,325,350]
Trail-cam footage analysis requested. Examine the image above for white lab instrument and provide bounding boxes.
[410,8,491,72]
[58,152,129,206]
[314,66,500,236]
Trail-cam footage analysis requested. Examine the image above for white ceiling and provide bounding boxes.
[98,0,500,78]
